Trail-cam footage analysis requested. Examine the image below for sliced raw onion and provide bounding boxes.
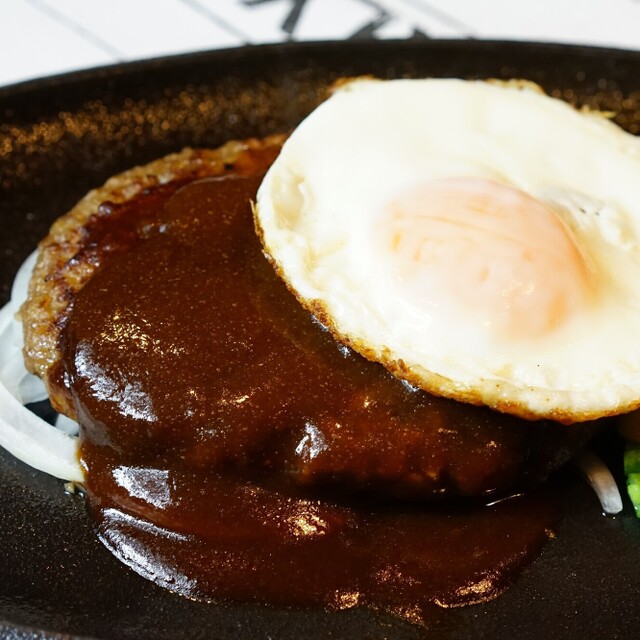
[575,450,623,515]
[0,375,82,482]
[56,412,80,437]
[0,251,83,482]
[0,348,48,405]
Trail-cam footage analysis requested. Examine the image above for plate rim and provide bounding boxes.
[2,37,640,100]
[2,36,640,640]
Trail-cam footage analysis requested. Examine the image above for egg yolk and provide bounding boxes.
[381,177,593,340]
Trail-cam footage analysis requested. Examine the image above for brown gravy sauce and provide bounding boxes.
[60,148,572,623]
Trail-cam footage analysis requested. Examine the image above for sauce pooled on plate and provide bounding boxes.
[58,144,575,623]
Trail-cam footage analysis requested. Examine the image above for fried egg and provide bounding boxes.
[255,78,640,423]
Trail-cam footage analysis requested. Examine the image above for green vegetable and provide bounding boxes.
[624,446,640,474]
[624,446,640,518]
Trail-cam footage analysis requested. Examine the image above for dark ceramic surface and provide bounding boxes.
[1,40,640,640]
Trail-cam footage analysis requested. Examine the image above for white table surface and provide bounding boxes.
[1,0,639,88]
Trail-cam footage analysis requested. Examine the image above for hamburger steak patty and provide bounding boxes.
[21,136,594,499]
[20,136,286,418]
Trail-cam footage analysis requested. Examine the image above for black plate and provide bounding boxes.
[2,40,640,640]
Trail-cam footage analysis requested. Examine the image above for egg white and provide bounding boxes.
[255,78,640,423]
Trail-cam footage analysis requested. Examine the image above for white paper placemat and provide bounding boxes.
[1,0,639,88]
